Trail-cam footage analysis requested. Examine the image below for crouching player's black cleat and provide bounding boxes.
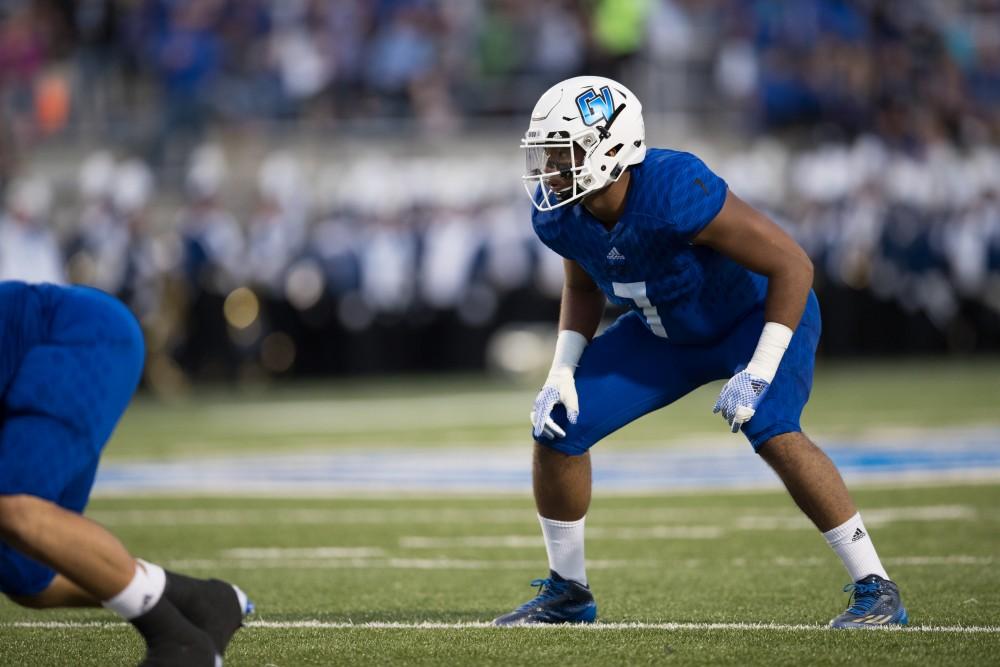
[829,574,908,628]
[131,596,219,667]
[163,571,254,657]
[493,570,597,625]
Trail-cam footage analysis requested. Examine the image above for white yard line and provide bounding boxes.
[86,507,538,526]
[157,554,993,571]
[85,504,980,529]
[736,505,978,530]
[222,547,385,559]
[6,620,999,633]
[163,558,652,571]
[399,526,723,548]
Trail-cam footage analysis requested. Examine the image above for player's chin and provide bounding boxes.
[549,183,573,198]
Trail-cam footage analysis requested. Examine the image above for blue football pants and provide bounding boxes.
[0,285,144,596]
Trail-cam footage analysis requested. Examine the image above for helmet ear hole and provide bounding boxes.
[605,143,624,158]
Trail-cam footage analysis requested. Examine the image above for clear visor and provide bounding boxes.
[521,139,588,211]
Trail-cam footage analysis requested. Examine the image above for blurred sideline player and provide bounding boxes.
[0,281,253,665]
[493,77,907,628]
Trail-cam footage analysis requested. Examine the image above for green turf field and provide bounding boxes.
[105,358,1000,460]
[1,486,998,665]
[1,360,999,665]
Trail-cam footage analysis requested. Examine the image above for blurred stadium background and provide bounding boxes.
[1,0,999,389]
[1,2,1000,664]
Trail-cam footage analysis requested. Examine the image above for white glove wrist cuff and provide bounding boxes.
[745,322,793,384]
[549,329,588,373]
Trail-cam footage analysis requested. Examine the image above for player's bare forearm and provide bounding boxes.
[559,259,606,340]
[759,256,813,329]
[693,191,813,330]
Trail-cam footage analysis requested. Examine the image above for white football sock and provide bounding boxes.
[538,514,587,586]
[823,513,889,582]
[101,559,166,620]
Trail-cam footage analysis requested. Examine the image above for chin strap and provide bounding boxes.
[596,103,627,140]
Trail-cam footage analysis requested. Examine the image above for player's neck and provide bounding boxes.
[582,171,631,230]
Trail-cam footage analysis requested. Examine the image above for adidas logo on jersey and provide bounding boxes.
[606,247,626,265]
[851,527,866,542]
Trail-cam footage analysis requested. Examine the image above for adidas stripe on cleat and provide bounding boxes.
[829,574,908,629]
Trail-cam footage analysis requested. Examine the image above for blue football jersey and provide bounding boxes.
[532,149,769,344]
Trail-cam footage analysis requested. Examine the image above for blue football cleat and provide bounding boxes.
[829,574,908,628]
[493,570,597,625]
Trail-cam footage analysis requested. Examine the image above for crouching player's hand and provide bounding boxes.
[714,322,793,433]
[714,370,770,432]
[531,330,587,440]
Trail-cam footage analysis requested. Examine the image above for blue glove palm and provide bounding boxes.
[713,370,770,433]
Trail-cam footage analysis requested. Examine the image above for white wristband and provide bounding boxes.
[550,329,588,373]
[745,322,794,383]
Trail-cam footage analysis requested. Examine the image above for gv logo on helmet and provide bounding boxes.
[575,86,614,127]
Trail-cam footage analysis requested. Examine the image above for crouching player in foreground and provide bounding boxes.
[0,282,252,665]
[493,76,907,629]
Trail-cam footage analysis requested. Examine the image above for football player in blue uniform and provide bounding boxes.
[0,282,253,665]
[493,77,907,628]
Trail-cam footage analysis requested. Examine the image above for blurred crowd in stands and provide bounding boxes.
[1,136,998,385]
[3,0,1000,168]
[1,0,999,382]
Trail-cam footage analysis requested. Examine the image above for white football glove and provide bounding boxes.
[531,366,580,439]
[530,330,587,440]
[713,370,770,433]
[714,322,793,433]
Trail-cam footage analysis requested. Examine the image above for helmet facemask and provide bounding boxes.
[521,131,599,211]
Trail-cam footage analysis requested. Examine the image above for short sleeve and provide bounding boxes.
[666,153,728,240]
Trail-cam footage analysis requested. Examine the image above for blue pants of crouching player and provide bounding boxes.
[536,292,821,455]
[0,283,144,596]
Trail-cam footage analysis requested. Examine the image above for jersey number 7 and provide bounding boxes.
[612,281,668,338]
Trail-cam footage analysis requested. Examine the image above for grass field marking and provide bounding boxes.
[398,525,723,549]
[84,506,768,526]
[885,555,995,566]
[163,557,654,571]
[399,535,549,549]
[86,507,537,525]
[93,451,1000,496]
[858,504,978,525]
[590,525,724,539]
[160,554,992,572]
[85,503,981,529]
[89,471,1000,499]
[222,547,386,559]
[735,504,977,531]
[247,621,1000,634]
[7,620,1000,634]
[89,506,745,526]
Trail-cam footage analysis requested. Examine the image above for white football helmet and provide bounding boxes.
[521,76,646,211]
